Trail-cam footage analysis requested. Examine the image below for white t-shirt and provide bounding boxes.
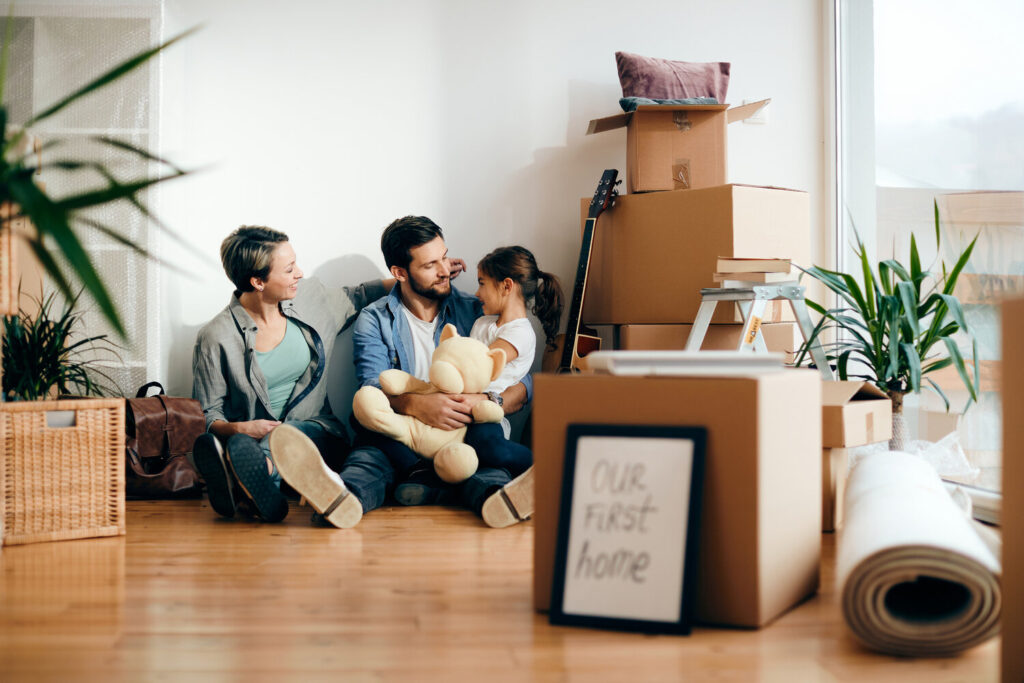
[470,315,536,394]
[401,304,438,382]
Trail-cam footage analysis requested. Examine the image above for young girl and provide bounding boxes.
[472,246,564,438]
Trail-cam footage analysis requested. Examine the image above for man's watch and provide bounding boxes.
[485,390,503,407]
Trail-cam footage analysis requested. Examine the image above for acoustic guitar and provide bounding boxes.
[542,169,619,373]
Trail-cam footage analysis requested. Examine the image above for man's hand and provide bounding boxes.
[393,392,472,430]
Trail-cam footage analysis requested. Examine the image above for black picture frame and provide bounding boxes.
[549,424,706,635]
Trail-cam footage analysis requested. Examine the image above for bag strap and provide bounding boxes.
[136,381,166,398]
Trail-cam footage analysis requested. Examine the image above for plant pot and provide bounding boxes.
[888,391,908,451]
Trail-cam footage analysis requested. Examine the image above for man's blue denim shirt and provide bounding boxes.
[352,283,533,401]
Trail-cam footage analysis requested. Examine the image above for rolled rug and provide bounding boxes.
[837,451,1000,656]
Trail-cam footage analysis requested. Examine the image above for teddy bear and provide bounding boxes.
[352,323,507,483]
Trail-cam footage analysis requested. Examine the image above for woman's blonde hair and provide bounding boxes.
[220,225,289,292]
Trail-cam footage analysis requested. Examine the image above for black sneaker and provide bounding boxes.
[394,462,457,506]
[192,433,235,518]
[224,434,289,523]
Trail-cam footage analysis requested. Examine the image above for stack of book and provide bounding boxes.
[712,257,795,284]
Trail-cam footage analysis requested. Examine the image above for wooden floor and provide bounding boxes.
[0,500,999,682]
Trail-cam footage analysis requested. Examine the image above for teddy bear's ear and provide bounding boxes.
[440,324,458,342]
[488,348,507,382]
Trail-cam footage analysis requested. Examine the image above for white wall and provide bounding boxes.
[157,0,826,401]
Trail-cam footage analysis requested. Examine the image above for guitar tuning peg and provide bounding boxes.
[614,179,622,186]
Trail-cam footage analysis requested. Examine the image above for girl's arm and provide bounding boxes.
[489,338,519,362]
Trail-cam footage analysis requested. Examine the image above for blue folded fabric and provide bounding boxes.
[619,96,718,112]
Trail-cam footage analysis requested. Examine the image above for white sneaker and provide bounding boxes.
[269,425,362,529]
[481,467,534,529]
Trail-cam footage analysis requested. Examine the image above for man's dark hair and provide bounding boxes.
[381,216,444,270]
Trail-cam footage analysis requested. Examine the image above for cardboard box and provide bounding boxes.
[533,371,822,628]
[822,447,849,532]
[587,100,769,193]
[580,184,811,325]
[821,381,892,447]
[619,322,801,361]
[918,408,960,443]
[0,204,43,318]
[1002,298,1024,683]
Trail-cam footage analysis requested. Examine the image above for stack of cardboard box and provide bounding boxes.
[820,381,893,531]
[580,101,809,356]
[533,100,826,629]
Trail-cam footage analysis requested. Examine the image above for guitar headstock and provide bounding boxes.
[587,169,620,220]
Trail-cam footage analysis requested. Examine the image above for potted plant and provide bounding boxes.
[796,202,980,450]
[2,290,120,401]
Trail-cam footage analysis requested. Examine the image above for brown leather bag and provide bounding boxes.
[125,382,206,498]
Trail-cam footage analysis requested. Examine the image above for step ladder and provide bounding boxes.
[685,281,835,380]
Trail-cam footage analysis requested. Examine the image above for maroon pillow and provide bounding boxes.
[615,51,730,102]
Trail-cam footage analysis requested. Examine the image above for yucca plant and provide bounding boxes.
[796,201,980,448]
[0,18,194,338]
[2,289,121,400]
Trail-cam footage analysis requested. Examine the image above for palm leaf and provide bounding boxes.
[924,376,951,412]
[6,174,123,336]
[941,233,979,295]
[942,338,978,403]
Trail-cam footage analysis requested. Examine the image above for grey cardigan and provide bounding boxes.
[191,277,387,437]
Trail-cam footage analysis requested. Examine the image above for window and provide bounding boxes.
[2,3,162,395]
[836,0,1024,493]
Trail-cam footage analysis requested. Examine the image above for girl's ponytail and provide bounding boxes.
[478,246,565,350]
[533,270,564,351]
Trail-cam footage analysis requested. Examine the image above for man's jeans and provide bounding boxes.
[343,422,532,514]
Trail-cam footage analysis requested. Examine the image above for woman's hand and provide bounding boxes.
[448,258,467,280]
[211,419,281,440]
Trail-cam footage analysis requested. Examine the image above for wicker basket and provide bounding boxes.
[0,398,125,545]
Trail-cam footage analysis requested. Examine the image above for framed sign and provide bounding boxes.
[549,424,706,634]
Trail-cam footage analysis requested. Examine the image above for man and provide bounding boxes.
[273,216,534,529]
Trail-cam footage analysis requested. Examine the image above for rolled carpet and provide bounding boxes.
[837,451,1001,656]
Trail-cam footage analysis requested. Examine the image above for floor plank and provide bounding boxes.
[0,500,999,682]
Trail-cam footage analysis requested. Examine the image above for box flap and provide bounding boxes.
[586,102,730,135]
[586,112,630,135]
[727,98,771,124]
[822,380,888,406]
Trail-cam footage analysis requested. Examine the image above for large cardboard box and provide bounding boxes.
[1002,298,1024,683]
[821,381,892,447]
[581,184,811,325]
[822,447,849,532]
[586,100,769,193]
[619,322,801,361]
[533,371,822,628]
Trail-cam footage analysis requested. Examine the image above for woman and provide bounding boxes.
[191,225,392,522]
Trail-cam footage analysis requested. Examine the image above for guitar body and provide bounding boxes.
[546,169,619,374]
[541,329,602,373]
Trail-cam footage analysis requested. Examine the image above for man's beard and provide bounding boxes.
[408,273,451,300]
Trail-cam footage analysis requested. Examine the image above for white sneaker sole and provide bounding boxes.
[482,467,534,529]
[269,425,362,529]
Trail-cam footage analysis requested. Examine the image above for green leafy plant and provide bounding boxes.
[796,201,980,416]
[2,289,121,400]
[0,18,194,338]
